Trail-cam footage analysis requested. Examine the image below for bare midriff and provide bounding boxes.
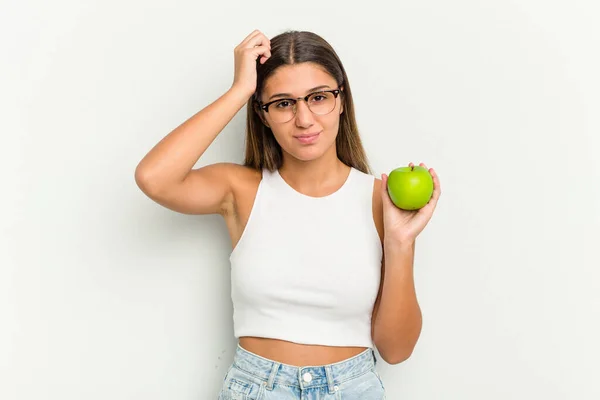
[239,336,368,366]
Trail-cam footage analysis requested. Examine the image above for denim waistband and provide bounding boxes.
[232,344,377,390]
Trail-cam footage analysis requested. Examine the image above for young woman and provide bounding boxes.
[135,29,441,399]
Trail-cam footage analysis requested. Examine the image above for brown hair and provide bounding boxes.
[243,30,371,174]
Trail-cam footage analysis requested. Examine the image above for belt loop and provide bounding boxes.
[266,361,280,391]
[324,365,335,394]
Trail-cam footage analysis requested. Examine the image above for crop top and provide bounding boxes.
[229,166,383,347]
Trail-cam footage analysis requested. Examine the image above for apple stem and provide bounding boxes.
[411,166,414,171]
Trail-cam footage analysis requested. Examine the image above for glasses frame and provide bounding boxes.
[257,89,342,121]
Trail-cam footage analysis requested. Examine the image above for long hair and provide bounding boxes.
[243,30,371,174]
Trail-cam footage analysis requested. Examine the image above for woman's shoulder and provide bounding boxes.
[224,163,263,201]
[352,168,383,194]
[223,162,262,177]
[218,162,262,187]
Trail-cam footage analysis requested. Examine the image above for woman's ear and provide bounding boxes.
[253,103,270,128]
[339,86,344,115]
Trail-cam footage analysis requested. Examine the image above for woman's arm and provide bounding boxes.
[371,164,441,364]
[134,30,271,215]
[372,240,422,365]
[134,88,250,215]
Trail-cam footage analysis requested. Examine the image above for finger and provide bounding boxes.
[240,30,262,47]
[380,174,388,191]
[417,168,440,214]
[248,45,271,62]
[380,174,394,207]
[408,162,414,168]
[420,193,439,217]
[421,169,440,211]
[430,168,441,199]
[246,32,270,50]
[428,188,440,211]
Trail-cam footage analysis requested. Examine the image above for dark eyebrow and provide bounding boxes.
[267,85,332,101]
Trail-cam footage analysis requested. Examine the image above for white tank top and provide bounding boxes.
[229,167,383,348]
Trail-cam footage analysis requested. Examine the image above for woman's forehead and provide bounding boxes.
[263,63,336,97]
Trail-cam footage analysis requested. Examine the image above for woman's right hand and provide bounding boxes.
[231,30,272,99]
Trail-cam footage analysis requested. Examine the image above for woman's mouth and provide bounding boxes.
[294,131,321,144]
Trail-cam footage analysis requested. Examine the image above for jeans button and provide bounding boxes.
[302,372,312,383]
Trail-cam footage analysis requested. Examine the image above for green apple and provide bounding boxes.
[387,166,434,210]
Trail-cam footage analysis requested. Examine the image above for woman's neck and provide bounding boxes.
[278,152,351,196]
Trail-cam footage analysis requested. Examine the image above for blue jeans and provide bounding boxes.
[218,344,386,399]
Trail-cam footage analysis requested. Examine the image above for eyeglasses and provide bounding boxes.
[257,89,341,124]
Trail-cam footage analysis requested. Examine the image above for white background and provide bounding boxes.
[2,0,599,399]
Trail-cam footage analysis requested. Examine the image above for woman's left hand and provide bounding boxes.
[380,163,442,244]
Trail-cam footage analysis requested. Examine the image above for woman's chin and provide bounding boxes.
[282,140,337,163]
[287,147,328,162]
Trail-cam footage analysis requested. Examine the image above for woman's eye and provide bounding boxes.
[275,100,292,108]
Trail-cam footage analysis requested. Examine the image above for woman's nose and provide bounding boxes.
[294,100,315,127]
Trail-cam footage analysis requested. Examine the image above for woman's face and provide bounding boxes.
[259,62,344,163]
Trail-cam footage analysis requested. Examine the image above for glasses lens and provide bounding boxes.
[307,92,336,115]
[269,99,295,123]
